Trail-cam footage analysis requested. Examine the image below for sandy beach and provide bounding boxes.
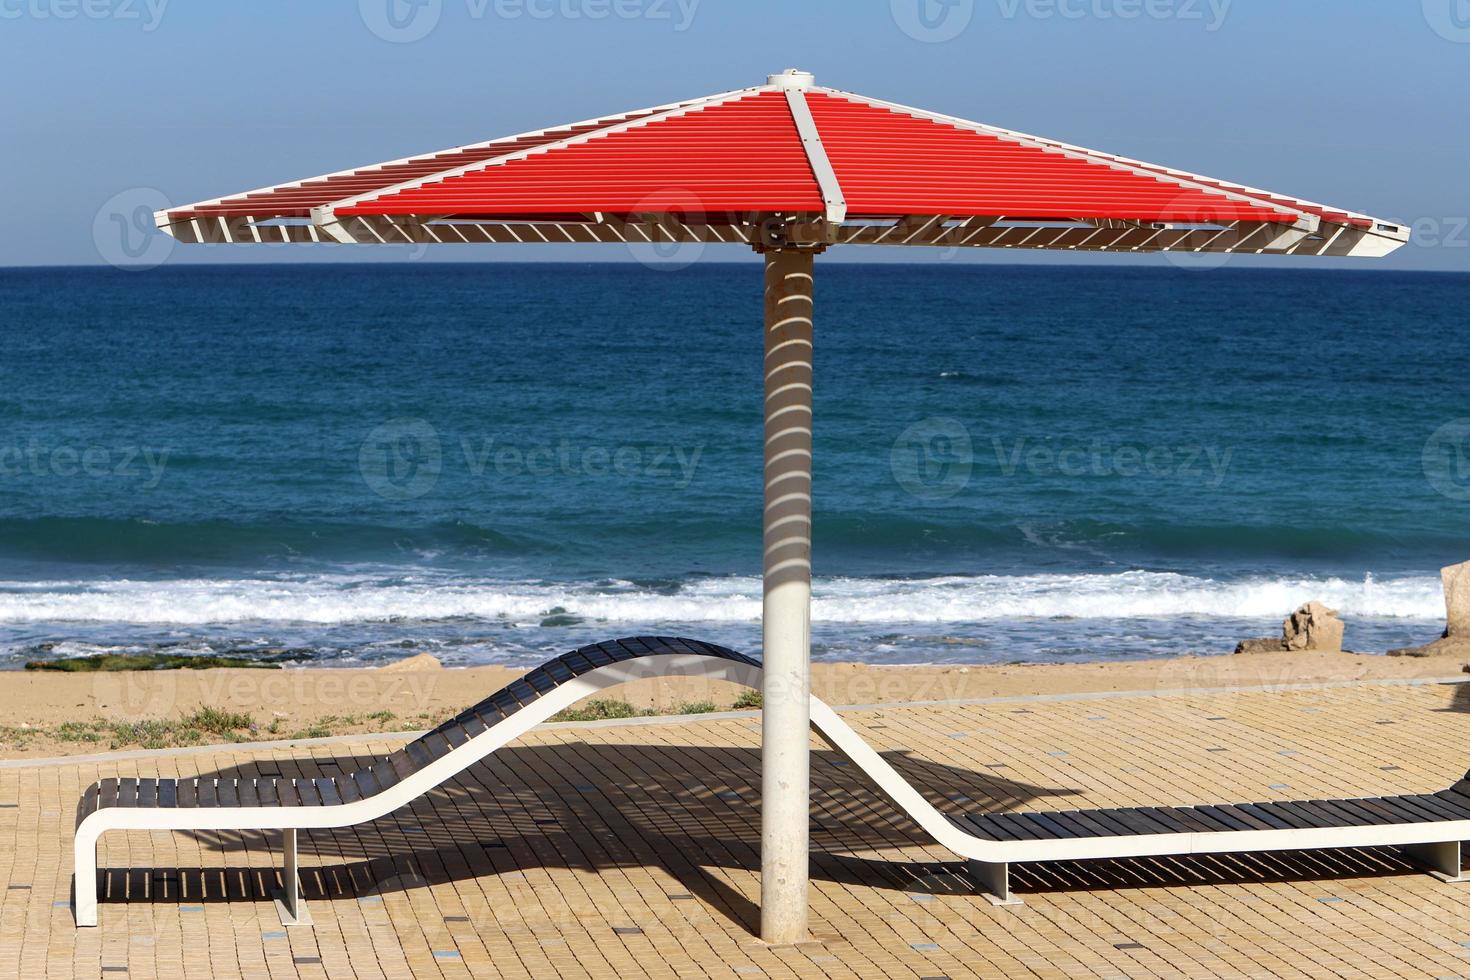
[2,648,1463,761]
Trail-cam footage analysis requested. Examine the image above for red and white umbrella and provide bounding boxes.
[155,68,1406,943]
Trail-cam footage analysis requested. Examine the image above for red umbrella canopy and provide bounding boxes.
[157,69,1406,259]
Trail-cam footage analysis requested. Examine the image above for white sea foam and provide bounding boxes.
[0,570,1444,625]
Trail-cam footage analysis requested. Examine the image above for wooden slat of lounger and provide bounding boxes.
[1230,803,1293,830]
[1094,807,1171,835]
[1051,808,1125,838]
[118,780,139,808]
[337,774,363,804]
[1021,811,1083,838]
[1129,807,1198,834]
[457,714,487,739]
[291,779,318,807]
[237,779,259,808]
[1250,802,1316,829]
[990,813,1052,840]
[420,731,455,761]
[353,768,380,799]
[177,779,197,808]
[217,779,239,808]
[1154,806,1225,833]
[955,814,1019,841]
[388,750,416,785]
[1433,789,1470,814]
[1395,794,1463,822]
[542,659,575,685]
[256,778,278,807]
[440,723,470,749]
[562,651,596,675]
[580,645,615,668]
[1357,796,1432,824]
[371,762,400,792]
[404,739,434,770]
[1320,799,1397,826]
[1038,810,1108,838]
[1268,801,1334,829]
[316,778,342,806]
[136,778,158,808]
[504,679,539,706]
[525,670,557,694]
[1195,804,1260,831]
[1210,804,1277,831]
[198,779,218,808]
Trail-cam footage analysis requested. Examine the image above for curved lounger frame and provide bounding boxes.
[75,636,1470,926]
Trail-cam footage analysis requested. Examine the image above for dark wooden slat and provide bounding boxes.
[1271,801,1337,829]
[525,670,557,694]
[1250,802,1315,829]
[1021,811,1081,838]
[1320,799,1396,826]
[1358,796,1432,824]
[177,779,197,808]
[1096,807,1172,835]
[354,768,381,799]
[562,651,596,675]
[256,779,279,807]
[136,778,158,808]
[1053,808,1125,838]
[1432,790,1470,815]
[405,740,434,770]
[505,679,538,706]
[581,646,614,668]
[959,814,1017,841]
[217,779,239,808]
[316,778,342,807]
[1396,794,1463,822]
[388,750,417,783]
[1198,804,1262,831]
[337,775,363,804]
[1232,803,1293,830]
[117,780,138,808]
[294,780,320,807]
[1039,810,1106,838]
[1213,804,1278,831]
[198,780,218,808]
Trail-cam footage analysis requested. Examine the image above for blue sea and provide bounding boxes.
[1,262,1467,668]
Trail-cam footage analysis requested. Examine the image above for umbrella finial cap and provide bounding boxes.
[768,69,814,90]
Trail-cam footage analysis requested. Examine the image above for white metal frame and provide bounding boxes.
[74,649,1470,926]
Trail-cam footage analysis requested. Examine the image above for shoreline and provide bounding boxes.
[1,648,1465,761]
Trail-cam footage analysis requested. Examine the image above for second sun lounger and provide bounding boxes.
[74,636,1470,925]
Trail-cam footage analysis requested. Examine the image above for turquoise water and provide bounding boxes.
[1,262,1467,667]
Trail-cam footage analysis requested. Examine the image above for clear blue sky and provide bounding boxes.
[2,1,1465,269]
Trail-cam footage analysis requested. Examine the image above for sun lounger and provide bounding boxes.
[73,636,1470,925]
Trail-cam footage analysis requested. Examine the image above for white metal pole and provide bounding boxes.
[760,246,814,944]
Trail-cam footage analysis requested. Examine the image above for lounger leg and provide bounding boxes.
[967,859,1023,907]
[73,826,99,927]
[272,828,312,926]
[1403,841,1469,883]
